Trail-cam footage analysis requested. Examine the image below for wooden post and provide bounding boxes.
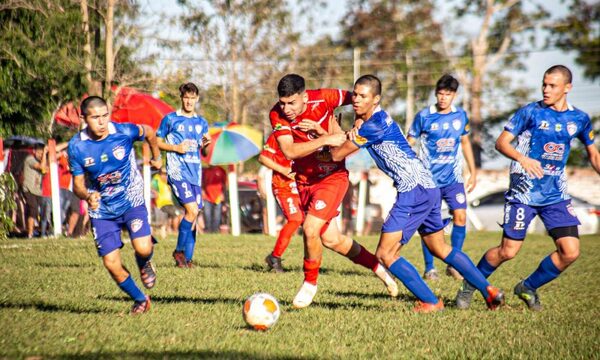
[48,139,62,237]
[142,143,151,224]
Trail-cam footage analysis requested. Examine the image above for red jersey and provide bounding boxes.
[270,88,352,185]
[260,133,296,194]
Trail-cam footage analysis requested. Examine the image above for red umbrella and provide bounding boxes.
[111,88,174,129]
[54,100,84,128]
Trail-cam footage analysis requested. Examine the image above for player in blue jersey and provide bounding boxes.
[68,96,163,314]
[408,75,477,281]
[455,65,600,311]
[331,75,505,312]
[157,83,211,268]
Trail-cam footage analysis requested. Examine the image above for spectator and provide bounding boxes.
[202,165,227,233]
[57,147,80,237]
[39,147,52,237]
[22,144,46,238]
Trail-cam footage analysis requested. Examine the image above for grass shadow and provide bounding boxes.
[329,289,415,302]
[42,350,316,360]
[34,262,96,268]
[97,294,243,306]
[0,300,114,314]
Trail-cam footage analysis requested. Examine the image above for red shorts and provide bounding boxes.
[298,174,349,221]
[275,191,303,222]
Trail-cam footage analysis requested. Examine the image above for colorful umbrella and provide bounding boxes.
[111,88,174,129]
[202,122,262,165]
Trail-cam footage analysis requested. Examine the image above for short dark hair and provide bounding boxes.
[354,74,382,96]
[80,96,108,117]
[544,65,572,84]
[435,74,459,92]
[277,74,305,97]
[179,82,199,96]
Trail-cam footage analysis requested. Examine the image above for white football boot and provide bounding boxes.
[374,263,399,297]
[292,281,318,309]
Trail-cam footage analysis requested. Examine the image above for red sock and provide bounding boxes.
[272,220,302,258]
[303,257,321,285]
[350,245,379,271]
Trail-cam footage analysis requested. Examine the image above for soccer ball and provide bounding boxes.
[242,293,281,331]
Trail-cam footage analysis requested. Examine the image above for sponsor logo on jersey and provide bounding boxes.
[590,130,595,140]
[538,121,549,130]
[456,193,465,204]
[555,124,562,132]
[130,219,143,233]
[452,119,461,131]
[464,123,470,132]
[431,123,439,131]
[435,138,456,152]
[101,153,108,162]
[84,157,95,167]
[97,171,122,185]
[541,142,565,160]
[442,123,449,130]
[195,124,202,134]
[317,163,337,178]
[567,122,577,136]
[543,164,562,176]
[315,200,326,211]
[112,146,126,160]
[354,134,368,145]
[177,124,184,131]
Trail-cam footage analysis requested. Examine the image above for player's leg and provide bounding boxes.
[292,213,325,308]
[266,192,303,273]
[184,186,203,267]
[170,179,199,267]
[125,205,157,289]
[441,183,468,279]
[420,240,438,280]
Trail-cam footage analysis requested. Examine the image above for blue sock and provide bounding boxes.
[176,219,193,252]
[421,240,435,272]
[135,250,153,269]
[477,255,497,278]
[451,225,466,250]
[184,227,196,262]
[444,248,491,298]
[118,275,146,302]
[389,257,438,304]
[523,255,561,290]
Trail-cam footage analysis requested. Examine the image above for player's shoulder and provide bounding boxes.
[568,104,590,120]
[366,108,393,129]
[453,105,468,116]
[417,105,434,118]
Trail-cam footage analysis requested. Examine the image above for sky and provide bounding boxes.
[140,0,599,115]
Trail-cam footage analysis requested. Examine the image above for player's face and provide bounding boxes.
[83,105,110,140]
[181,92,199,114]
[352,84,380,119]
[542,73,571,107]
[278,92,308,121]
[436,89,456,112]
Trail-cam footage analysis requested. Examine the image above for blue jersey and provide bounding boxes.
[157,111,209,185]
[68,122,145,219]
[408,105,469,187]
[504,101,595,206]
[353,107,436,193]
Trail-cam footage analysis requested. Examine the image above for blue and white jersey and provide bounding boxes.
[68,122,145,219]
[157,111,209,185]
[408,105,469,188]
[504,101,595,206]
[353,107,436,193]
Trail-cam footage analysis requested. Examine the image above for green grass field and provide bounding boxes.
[1,231,599,359]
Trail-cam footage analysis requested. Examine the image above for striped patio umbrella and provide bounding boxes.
[202,122,263,165]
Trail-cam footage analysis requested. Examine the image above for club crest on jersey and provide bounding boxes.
[452,119,461,131]
[431,123,439,131]
[112,146,126,160]
[178,125,184,131]
[555,124,562,132]
[315,200,327,211]
[195,125,202,134]
[538,121,549,130]
[84,157,95,167]
[442,123,449,130]
[456,193,465,204]
[566,122,577,136]
[101,153,108,162]
[130,219,143,233]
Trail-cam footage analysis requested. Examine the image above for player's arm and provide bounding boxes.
[258,154,293,179]
[585,144,600,175]
[141,125,162,169]
[461,135,477,193]
[331,140,360,162]
[73,174,100,210]
[495,130,543,179]
[276,133,346,160]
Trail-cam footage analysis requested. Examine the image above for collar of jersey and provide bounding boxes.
[539,101,574,112]
[80,122,117,141]
[429,104,457,114]
[176,110,198,118]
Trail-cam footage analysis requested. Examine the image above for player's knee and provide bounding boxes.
[560,248,580,265]
[375,248,394,267]
[452,212,467,226]
[185,207,199,219]
[498,246,518,261]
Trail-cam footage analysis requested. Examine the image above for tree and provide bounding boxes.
[549,0,600,81]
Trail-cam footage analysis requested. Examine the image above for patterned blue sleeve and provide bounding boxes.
[504,105,532,136]
[578,114,595,146]
[462,110,470,136]
[68,142,84,176]
[407,112,422,138]
[119,122,144,142]
[352,113,387,148]
[156,114,170,138]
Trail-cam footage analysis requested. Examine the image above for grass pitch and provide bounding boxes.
[1,231,599,359]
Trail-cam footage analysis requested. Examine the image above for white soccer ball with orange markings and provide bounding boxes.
[242,293,280,330]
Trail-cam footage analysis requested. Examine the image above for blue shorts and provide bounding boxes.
[502,200,581,240]
[440,182,467,211]
[169,178,203,209]
[91,205,152,257]
[382,186,446,244]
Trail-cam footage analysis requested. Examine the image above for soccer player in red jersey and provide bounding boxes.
[270,74,398,308]
[259,133,303,273]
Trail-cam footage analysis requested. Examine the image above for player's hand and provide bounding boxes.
[298,120,326,136]
[175,140,194,154]
[285,170,296,180]
[150,158,162,170]
[518,156,544,179]
[353,118,365,129]
[465,175,477,193]
[87,192,101,211]
[202,134,211,148]
[346,127,361,142]
[325,133,347,147]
